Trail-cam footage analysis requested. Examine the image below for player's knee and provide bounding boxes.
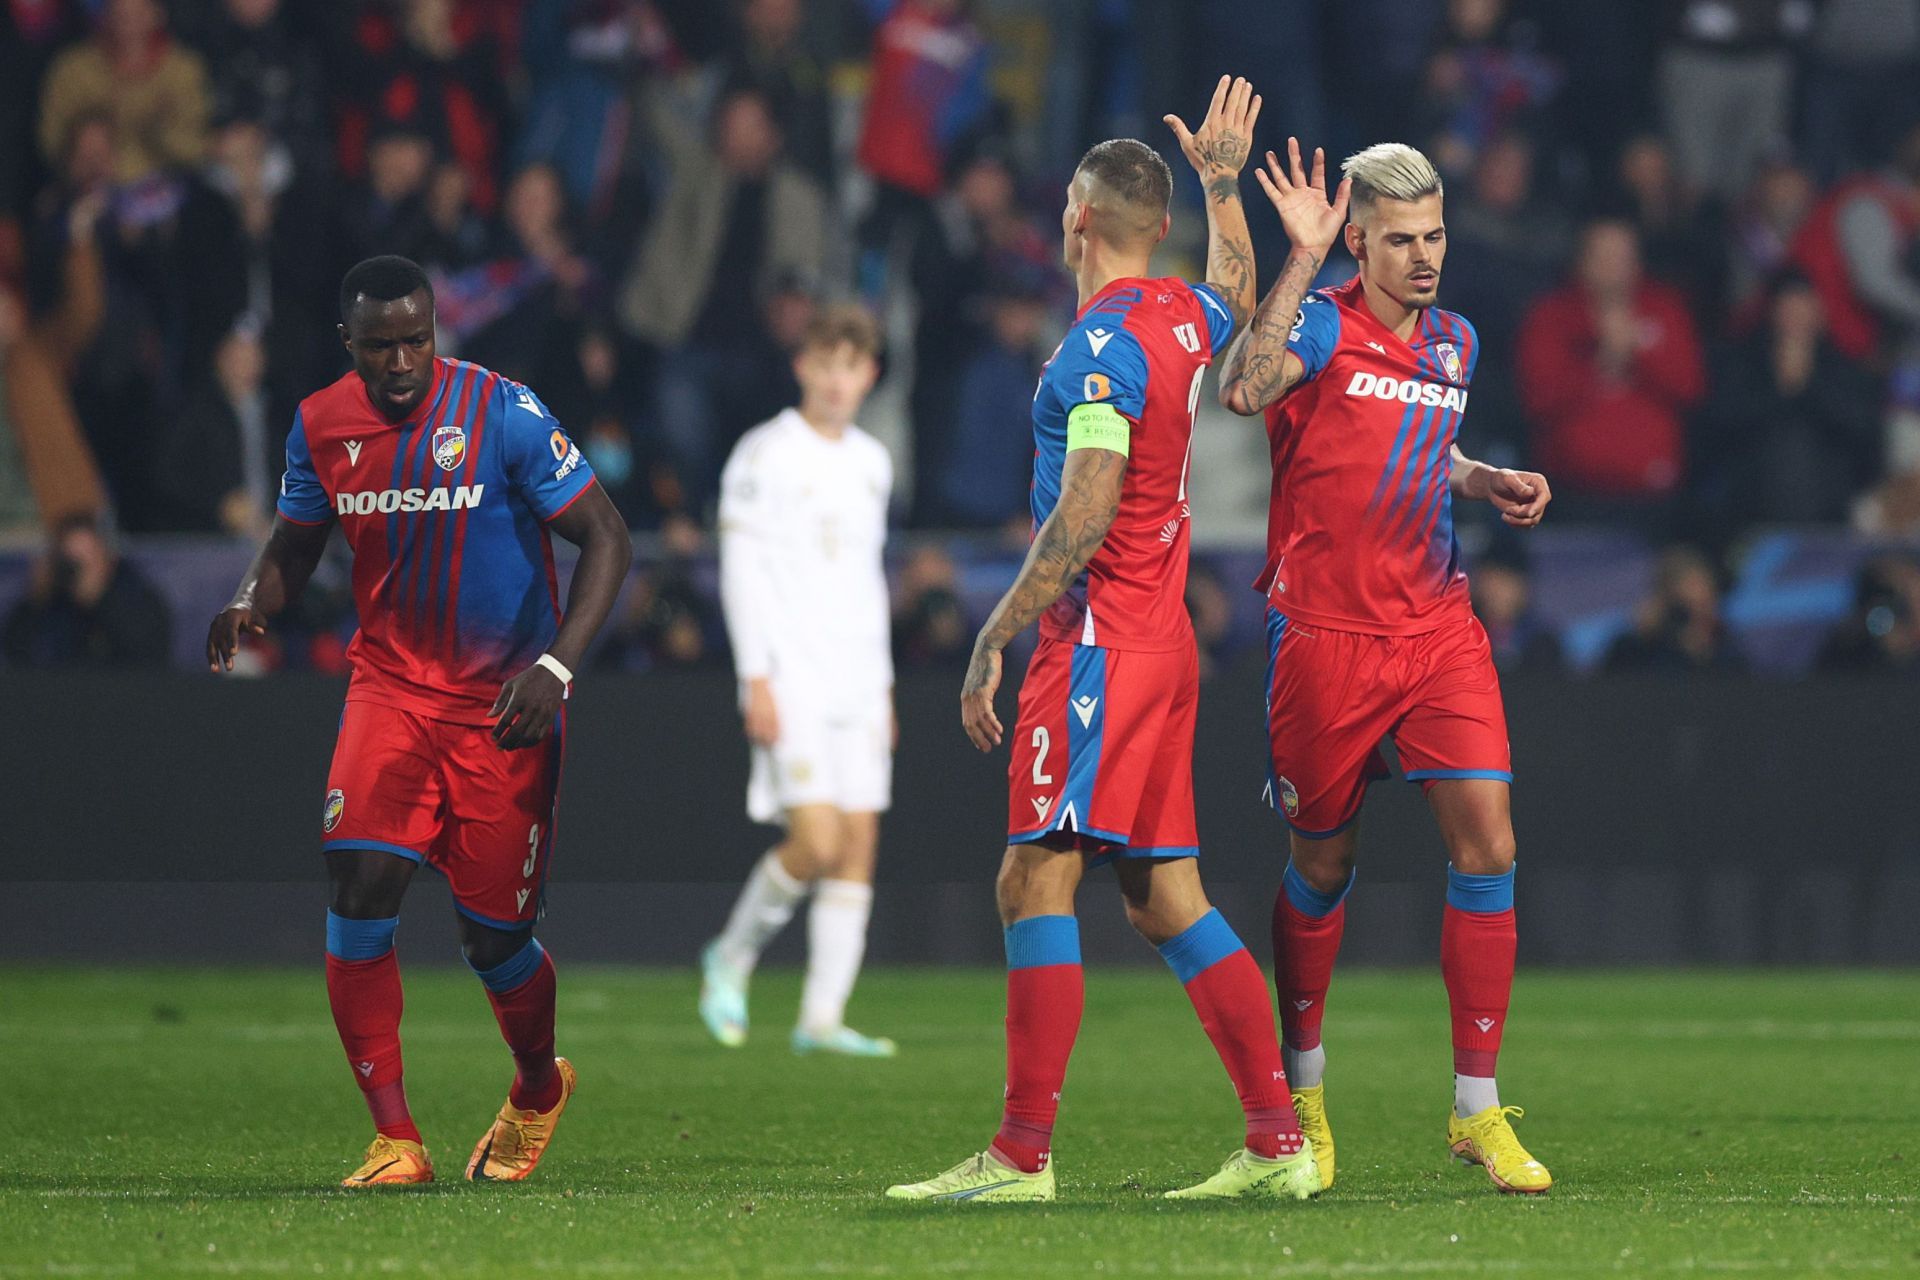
[329,876,405,919]
[994,861,1029,926]
[1288,842,1356,894]
[1447,828,1516,876]
[460,921,535,973]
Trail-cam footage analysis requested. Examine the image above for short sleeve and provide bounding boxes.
[501,381,595,521]
[1052,324,1149,421]
[1189,282,1237,353]
[1288,292,1341,383]
[276,409,333,525]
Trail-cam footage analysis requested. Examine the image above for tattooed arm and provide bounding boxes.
[960,445,1127,752]
[1218,139,1353,416]
[1165,75,1262,328]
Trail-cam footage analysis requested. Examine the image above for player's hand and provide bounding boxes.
[960,642,1004,753]
[490,665,565,750]
[207,603,267,673]
[1486,468,1552,528]
[1253,138,1352,255]
[743,677,780,747]
[1164,75,1261,180]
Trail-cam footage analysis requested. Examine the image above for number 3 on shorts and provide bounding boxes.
[522,824,539,878]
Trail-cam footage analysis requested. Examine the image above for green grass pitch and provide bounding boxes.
[4,966,1916,1277]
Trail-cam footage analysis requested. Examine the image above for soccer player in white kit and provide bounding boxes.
[699,305,899,1057]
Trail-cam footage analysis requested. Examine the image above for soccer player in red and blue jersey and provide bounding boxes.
[889,79,1321,1205]
[1219,142,1555,1194]
[207,256,631,1187]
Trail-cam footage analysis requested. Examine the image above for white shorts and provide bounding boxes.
[747,697,893,824]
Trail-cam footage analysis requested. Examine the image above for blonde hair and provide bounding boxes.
[1340,143,1443,219]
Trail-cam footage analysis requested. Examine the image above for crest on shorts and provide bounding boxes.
[432,422,466,472]
[1275,776,1300,819]
[1437,342,1461,383]
[323,789,346,833]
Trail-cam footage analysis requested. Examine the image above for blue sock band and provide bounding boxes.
[1282,861,1355,918]
[1156,909,1245,984]
[1446,865,1516,914]
[470,937,546,993]
[1004,915,1081,970]
[325,911,398,961]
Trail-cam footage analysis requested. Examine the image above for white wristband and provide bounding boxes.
[535,653,573,686]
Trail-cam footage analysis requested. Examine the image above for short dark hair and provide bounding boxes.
[339,256,433,324]
[1074,138,1173,218]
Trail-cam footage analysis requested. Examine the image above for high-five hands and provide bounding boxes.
[1253,137,1352,255]
[1164,75,1262,183]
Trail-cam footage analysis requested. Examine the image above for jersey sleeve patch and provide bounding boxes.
[502,382,595,520]
[1190,282,1237,353]
[275,408,333,524]
[1065,402,1130,456]
[1288,292,1340,384]
[1050,324,1149,420]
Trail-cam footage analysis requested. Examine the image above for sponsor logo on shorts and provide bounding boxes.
[787,760,814,785]
[1031,796,1053,820]
[323,788,345,833]
[1275,776,1300,819]
[516,888,531,911]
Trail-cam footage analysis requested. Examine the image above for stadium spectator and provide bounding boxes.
[12,184,109,529]
[445,162,595,381]
[853,0,991,297]
[1815,555,1920,673]
[154,323,277,538]
[1610,134,1726,321]
[1789,119,1920,365]
[0,288,38,531]
[932,274,1050,530]
[594,563,718,672]
[1656,0,1809,202]
[1725,157,1816,328]
[1604,545,1744,673]
[1469,548,1563,673]
[1418,0,1562,176]
[2,514,171,667]
[0,0,85,222]
[181,0,327,174]
[1516,218,1706,516]
[1184,561,1234,682]
[721,0,835,185]
[36,0,210,186]
[619,85,826,509]
[1798,0,1920,183]
[891,543,971,669]
[1700,277,1882,526]
[334,121,437,278]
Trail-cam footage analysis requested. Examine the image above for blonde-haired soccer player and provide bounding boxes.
[1218,138,1555,1193]
[699,304,898,1057]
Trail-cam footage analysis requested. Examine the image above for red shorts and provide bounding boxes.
[1006,635,1199,859]
[1264,607,1510,838]
[322,699,564,929]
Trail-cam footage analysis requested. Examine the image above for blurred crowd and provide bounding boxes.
[2,0,1919,676]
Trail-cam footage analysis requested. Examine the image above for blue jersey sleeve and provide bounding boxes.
[276,409,332,524]
[1051,323,1150,419]
[1288,292,1341,383]
[500,381,596,520]
[1189,282,1238,354]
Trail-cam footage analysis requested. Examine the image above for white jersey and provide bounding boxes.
[719,409,894,710]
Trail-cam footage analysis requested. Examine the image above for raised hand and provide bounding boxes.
[1165,75,1262,185]
[1254,137,1352,256]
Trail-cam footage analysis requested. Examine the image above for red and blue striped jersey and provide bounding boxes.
[1030,276,1235,652]
[277,358,597,723]
[1261,275,1478,635]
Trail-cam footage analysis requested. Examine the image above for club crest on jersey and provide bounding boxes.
[1437,341,1462,383]
[1275,776,1300,819]
[323,789,345,833]
[432,422,466,472]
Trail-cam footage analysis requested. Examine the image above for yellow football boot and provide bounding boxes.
[1448,1104,1552,1194]
[1291,1085,1336,1190]
[341,1134,434,1187]
[886,1151,1056,1202]
[1164,1143,1322,1201]
[466,1057,577,1182]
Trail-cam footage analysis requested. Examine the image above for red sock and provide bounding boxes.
[484,947,561,1112]
[1272,892,1345,1052]
[1441,905,1516,1077]
[325,951,420,1143]
[1168,916,1301,1159]
[994,916,1083,1173]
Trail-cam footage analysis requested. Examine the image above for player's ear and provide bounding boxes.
[1156,212,1170,245]
[1345,219,1364,263]
[336,322,351,351]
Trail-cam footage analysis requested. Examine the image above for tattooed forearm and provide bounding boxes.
[1201,171,1257,330]
[1219,246,1323,415]
[971,449,1126,662]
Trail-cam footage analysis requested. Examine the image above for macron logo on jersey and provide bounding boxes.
[335,484,486,516]
[1344,370,1468,412]
[1086,328,1115,357]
